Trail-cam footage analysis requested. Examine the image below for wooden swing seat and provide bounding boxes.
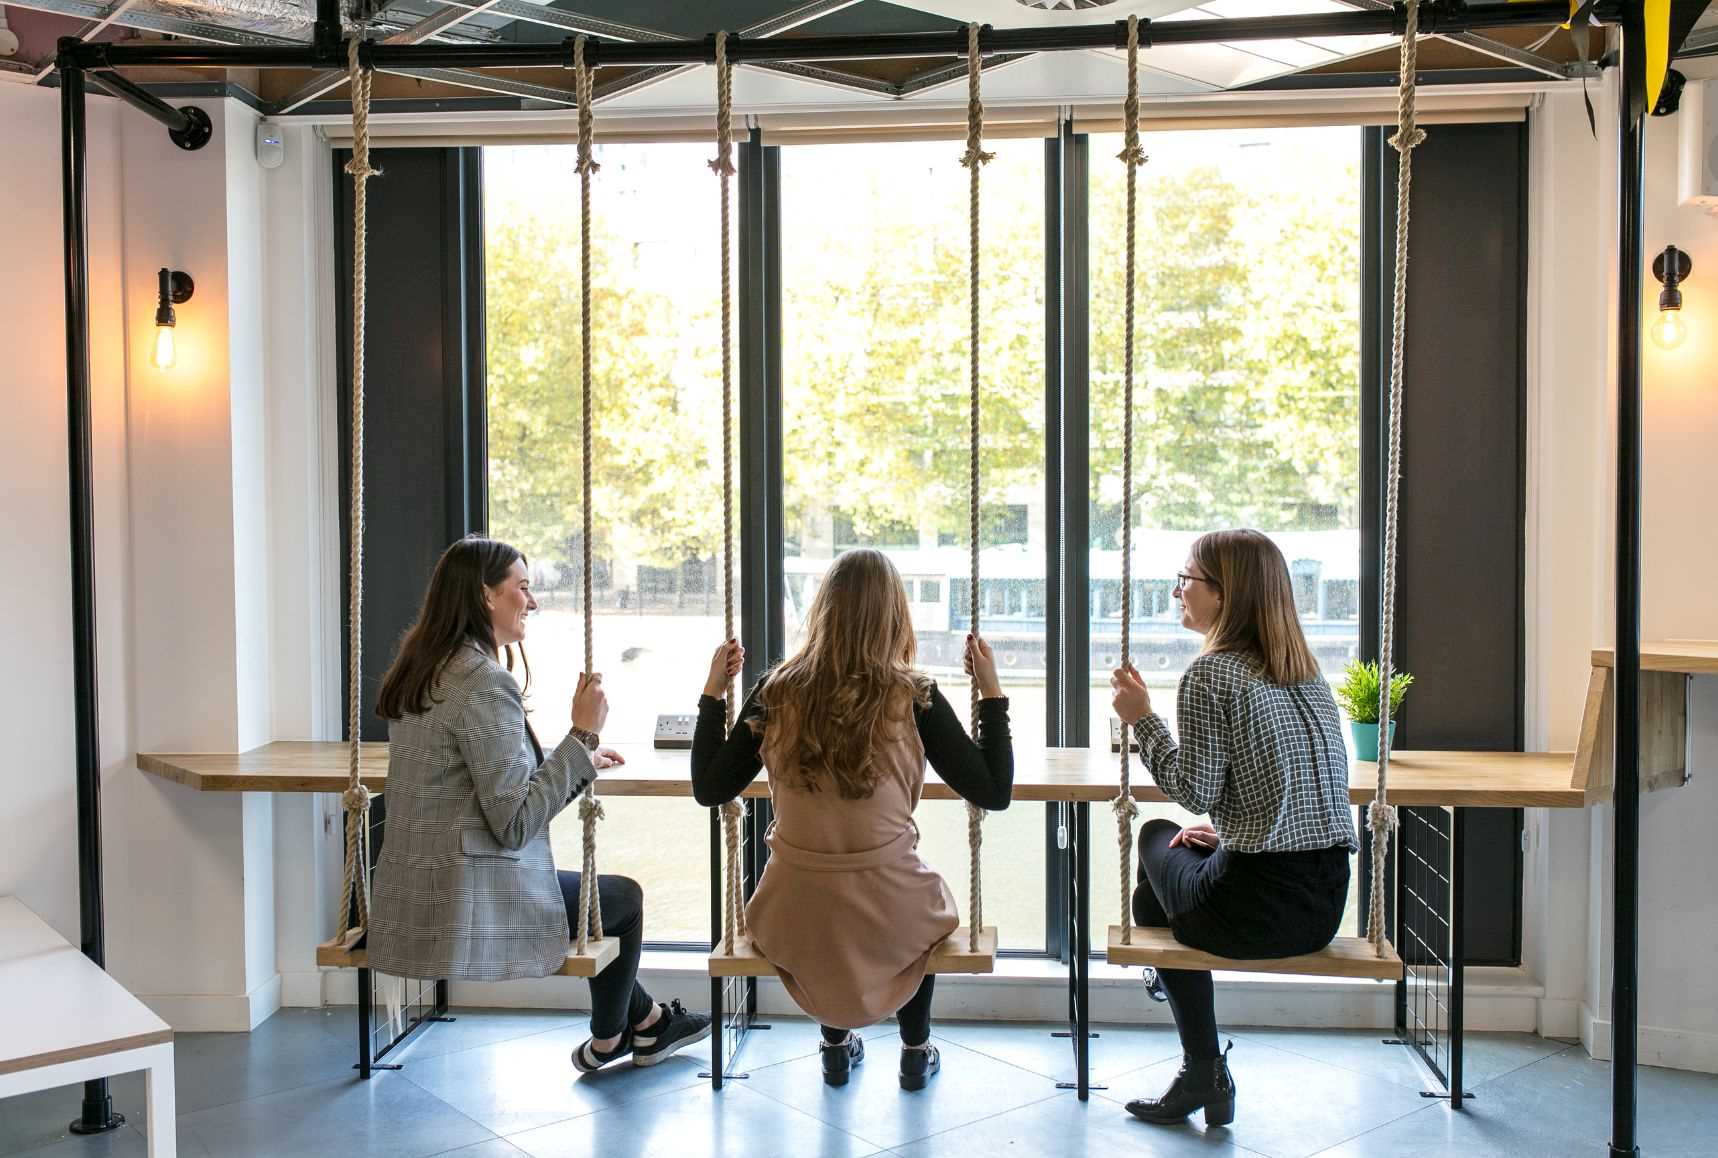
[708,926,997,978]
[316,935,620,978]
[1106,926,1402,980]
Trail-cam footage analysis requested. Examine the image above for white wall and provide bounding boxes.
[0,84,131,948]
[1525,72,1718,1073]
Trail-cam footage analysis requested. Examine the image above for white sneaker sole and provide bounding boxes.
[632,1021,713,1067]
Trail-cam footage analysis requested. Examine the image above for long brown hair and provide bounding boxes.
[755,548,932,799]
[1191,529,1321,686]
[376,536,532,720]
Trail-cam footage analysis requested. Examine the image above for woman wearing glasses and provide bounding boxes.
[1110,529,1357,1130]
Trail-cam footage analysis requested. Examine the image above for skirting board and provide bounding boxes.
[1581,1002,1718,1075]
[141,972,282,1032]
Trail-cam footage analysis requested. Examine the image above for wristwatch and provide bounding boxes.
[569,726,600,752]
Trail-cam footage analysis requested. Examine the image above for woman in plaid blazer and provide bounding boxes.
[368,536,710,1073]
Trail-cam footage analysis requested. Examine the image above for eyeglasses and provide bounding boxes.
[1174,572,1221,592]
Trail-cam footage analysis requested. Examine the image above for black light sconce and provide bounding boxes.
[153,268,194,370]
[1651,245,1692,351]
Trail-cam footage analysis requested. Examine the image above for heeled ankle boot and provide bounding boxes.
[1125,1041,1235,1127]
[820,1033,864,1087]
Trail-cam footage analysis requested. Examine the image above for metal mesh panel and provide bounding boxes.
[1396,804,1455,1088]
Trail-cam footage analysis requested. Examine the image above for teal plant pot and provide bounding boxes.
[1349,720,1397,762]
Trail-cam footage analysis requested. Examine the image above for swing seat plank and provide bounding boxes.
[709,926,997,978]
[316,936,620,977]
[1106,926,1401,980]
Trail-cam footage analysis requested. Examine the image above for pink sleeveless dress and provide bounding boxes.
[744,722,960,1030]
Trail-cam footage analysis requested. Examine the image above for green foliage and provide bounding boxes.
[1334,659,1414,724]
[483,137,1362,574]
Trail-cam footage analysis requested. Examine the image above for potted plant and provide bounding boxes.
[1334,660,1414,761]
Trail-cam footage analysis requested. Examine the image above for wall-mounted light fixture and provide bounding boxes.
[1651,245,1693,350]
[153,268,194,370]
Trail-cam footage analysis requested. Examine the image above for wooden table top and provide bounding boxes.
[1591,641,1718,675]
[137,742,1585,808]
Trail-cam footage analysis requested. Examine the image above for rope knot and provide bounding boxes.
[342,784,371,814]
[1117,142,1148,168]
[1387,125,1426,154]
[1111,791,1139,824]
[707,155,737,177]
[1368,802,1398,837]
[959,145,995,171]
[344,156,380,181]
[578,792,605,824]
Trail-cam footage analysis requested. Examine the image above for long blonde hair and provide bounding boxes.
[1191,529,1321,686]
[755,548,932,799]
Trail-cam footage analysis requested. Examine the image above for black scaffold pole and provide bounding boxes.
[57,44,124,1139]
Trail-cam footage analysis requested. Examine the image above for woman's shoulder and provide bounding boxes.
[1182,651,1264,695]
[433,646,514,713]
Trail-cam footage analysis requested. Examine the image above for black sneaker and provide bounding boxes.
[572,1028,633,1073]
[821,1033,865,1087]
[899,1043,940,1091]
[1141,967,1169,1003]
[631,1000,712,1067]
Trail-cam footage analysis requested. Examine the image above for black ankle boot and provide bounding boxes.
[899,1043,940,1091]
[820,1033,864,1087]
[1125,1041,1235,1127]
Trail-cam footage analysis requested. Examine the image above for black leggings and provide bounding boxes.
[821,975,935,1047]
[1133,818,1349,1060]
[557,871,654,1039]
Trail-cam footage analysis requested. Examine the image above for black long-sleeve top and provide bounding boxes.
[690,683,1014,811]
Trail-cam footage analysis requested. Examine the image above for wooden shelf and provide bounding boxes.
[138,743,1587,808]
[1591,641,1718,675]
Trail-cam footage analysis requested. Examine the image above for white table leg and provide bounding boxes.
[143,1043,177,1158]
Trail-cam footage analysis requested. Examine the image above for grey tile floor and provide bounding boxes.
[3,1008,1714,1157]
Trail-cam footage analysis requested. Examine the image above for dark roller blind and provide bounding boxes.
[335,147,487,742]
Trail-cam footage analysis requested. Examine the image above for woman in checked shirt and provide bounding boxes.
[1110,529,1358,1129]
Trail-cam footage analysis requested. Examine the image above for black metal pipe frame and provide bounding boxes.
[1611,33,1646,1158]
[58,55,125,1140]
[69,0,1621,72]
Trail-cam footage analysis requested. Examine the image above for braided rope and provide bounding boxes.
[1113,15,1147,947]
[335,36,379,947]
[1368,0,1426,958]
[710,31,748,954]
[572,36,604,952]
[959,22,993,953]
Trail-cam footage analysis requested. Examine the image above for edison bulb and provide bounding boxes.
[153,324,176,370]
[1651,310,1687,351]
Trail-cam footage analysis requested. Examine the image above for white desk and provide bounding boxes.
[0,897,176,1157]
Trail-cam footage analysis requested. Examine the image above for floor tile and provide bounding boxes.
[176,1070,495,1158]
[1101,1036,1426,1158]
[326,1006,587,1064]
[741,1034,1062,1150]
[930,1020,1184,1084]
[503,1082,877,1158]
[399,1022,710,1135]
[428,1140,530,1157]
[894,1089,1261,1157]
[1228,1027,1572,1094]
[725,1016,902,1076]
[1314,1047,1718,1157]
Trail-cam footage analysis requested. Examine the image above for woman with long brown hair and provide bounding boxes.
[1110,529,1357,1129]
[366,536,710,1075]
[691,547,1013,1091]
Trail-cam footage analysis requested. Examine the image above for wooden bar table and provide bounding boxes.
[137,743,1582,1096]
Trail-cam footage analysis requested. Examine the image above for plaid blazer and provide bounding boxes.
[367,644,596,981]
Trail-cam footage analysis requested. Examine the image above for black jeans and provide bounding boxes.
[821,975,936,1047]
[557,871,654,1039]
[1133,818,1350,1059]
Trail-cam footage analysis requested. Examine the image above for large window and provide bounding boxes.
[780,139,1049,950]
[484,143,732,943]
[478,128,1366,957]
[1084,127,1364,946]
